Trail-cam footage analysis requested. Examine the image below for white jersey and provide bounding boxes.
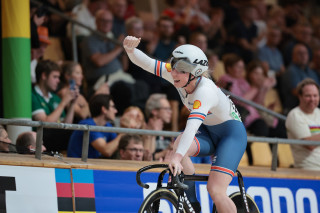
[127,49,242,156]
[286,106,320,170]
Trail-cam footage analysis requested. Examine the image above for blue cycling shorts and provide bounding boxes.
[192,120,247,177]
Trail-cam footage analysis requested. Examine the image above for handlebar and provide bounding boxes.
[136,164,189,190]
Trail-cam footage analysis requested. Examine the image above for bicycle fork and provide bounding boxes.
[176,189,196,213]
[236,170,250,213]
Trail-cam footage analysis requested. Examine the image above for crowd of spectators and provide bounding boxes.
[3,0,319,169]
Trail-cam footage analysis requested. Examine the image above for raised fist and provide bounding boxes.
[123,36,141,53]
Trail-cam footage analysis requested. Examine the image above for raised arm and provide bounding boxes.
[123,36,174,84]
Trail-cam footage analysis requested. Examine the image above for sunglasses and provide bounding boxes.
[170,57,196,74]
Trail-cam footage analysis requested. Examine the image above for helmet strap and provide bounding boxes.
[182,73,196,88]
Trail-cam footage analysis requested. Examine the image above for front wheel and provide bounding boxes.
[139,188,186,213]
[212,192,260,213]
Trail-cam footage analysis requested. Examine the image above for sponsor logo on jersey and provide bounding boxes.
[165,63,171,72]
[212,155,217,163]
[193,100,201,109]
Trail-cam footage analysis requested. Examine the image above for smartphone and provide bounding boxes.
[69,79,76,91]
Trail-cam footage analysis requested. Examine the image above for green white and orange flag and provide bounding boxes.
[2,0,32,139]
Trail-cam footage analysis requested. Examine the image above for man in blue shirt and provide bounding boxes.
[280,43,320,114]
[67,94,120,158]
[258,26,285,75]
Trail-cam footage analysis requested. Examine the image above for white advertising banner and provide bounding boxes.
[0,165,58,213]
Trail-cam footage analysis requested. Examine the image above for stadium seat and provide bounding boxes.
[251,142,272,167]
[239,151,249,167]
[277,144,294,168]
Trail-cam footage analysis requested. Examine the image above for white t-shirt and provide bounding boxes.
[286,106,320,170]
[127,48,242,156]
[67,3,96,38]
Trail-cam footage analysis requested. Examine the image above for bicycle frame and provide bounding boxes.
[136,164,250,213]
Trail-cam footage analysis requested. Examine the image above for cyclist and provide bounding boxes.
[123,36,247,213]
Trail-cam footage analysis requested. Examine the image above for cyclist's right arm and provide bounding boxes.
[123,36,174,84]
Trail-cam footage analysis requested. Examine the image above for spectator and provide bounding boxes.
[205,5,226,55]
[44,0,68,38]
[246,60,286,138]
[30,2,46,51]
[67,94,120,158]
[280,43,320,114]
[189,31,208,53]
[123,0,137,20]
[32,60,78,151]
[162,0,193,33]
[310,46,320,80]
[258,25,286,77]
[283,21,313,65]
[118,134,149,161]
[267,5,291,37]
[0,125,12,152]
[189,32,225,81]
[218,54,269,164]
[124,16,157,96]
[80,9,133,93]
[148,15,182,131]
[226,4,259,64]
[58,61,91,123]
[67,0,107,39]
[144,94,173,161]
[119,106,146,129]
[16,131,46,154]
[222,0,241,33]
[206,49,225,82]
[148,16,177,61]
[108,17,153,115]
[108,0,127,38]
[218,54,269,136]
[32,60,77,123]
[31,26,51,84]
[285,78,320,170]
[252,0,268,48]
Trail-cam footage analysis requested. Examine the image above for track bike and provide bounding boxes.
[136,164,260,213]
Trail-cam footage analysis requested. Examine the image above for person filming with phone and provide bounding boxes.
[58,61,91,124]
[32,60,79,152]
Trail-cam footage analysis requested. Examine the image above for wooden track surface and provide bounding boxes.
[0,153,319,180]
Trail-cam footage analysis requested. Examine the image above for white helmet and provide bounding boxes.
[171,44,208,77]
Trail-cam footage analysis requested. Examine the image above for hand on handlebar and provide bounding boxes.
[169,159,183,177]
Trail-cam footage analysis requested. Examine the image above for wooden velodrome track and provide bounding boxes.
[0,153,319,180]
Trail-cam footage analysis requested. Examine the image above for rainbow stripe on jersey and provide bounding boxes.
[188,112,206,122]
[310,126,320,134]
